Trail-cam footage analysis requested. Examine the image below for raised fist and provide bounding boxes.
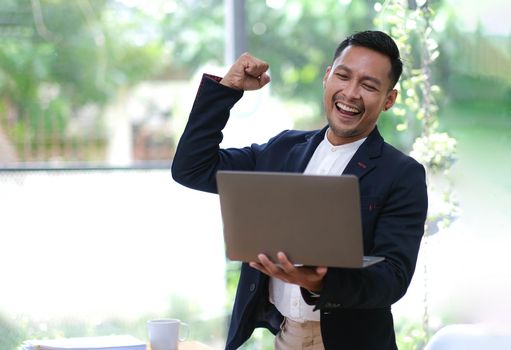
[220,53,271,91]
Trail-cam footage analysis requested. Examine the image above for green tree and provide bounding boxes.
[376,1,458,348]
[248,0,376,119]
[159,0,225,77]
[158,0,377,128]
[0,0,164,162]
[0,312,25,350]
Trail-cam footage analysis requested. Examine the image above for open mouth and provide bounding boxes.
[335,101,362,117]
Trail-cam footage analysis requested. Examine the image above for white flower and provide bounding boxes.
[410,132,457,172]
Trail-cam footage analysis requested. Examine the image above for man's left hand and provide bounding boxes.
[249,252,327,293]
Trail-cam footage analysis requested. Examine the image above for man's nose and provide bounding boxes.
[342,81,360,100]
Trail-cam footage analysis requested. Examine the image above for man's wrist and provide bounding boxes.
[219,77,243,91]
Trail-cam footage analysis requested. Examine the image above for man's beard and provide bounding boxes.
[327,120,359,138]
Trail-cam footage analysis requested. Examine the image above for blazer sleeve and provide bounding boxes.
[312,159,428,309]
[171,74,285,193]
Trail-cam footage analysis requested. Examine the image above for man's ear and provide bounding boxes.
[384,89,398,111]
[323,66,332,88]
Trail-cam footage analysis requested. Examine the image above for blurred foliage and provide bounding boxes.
[0,312,25,350]
[395,317,430,350]
[0,293,226,350]
[1,0,509,161]
[247,0,375,121]
[1,0,510,349]
[375,0,445,149]
[159,0,225,77]
[376,0,459,237]
[0,0,165,161]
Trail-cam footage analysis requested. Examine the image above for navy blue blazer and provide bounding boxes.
[172,75,428,350]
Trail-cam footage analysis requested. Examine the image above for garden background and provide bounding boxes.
[1,0,510,349]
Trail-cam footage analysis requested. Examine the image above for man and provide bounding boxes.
[172,31,428,350]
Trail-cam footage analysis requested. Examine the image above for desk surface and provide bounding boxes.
[147,341,214,350]
[179,341,215,350]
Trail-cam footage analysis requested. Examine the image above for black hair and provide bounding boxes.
[333,30,403,88]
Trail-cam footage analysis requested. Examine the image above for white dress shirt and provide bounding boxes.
[269,129,366,322]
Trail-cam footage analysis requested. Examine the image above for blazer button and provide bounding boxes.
[249,283,256,292]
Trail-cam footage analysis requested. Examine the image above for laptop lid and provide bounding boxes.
[216,171,384,268]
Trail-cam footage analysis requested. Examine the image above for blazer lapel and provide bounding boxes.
[283,126,384,177]
[343,127,384,180]
[284,127,327,172]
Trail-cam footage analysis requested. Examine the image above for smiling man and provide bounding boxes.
[172,31,428,350]
[323,45,398,144]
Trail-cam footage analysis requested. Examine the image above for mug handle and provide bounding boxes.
[179,322,190,342]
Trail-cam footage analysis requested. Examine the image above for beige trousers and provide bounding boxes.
[274,318,324,350]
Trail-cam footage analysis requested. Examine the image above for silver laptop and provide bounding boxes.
[216,171,384,268]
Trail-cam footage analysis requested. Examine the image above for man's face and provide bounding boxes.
[323,45,398,145]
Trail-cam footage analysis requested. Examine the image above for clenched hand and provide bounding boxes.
[220,53,271,91]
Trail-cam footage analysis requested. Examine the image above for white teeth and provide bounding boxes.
[335,102,359,113]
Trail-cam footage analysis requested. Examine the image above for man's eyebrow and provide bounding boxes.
[334,64,383,86]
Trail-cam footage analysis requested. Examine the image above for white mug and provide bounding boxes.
[147,319,189,350]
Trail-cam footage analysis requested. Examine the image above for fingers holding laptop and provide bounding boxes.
[249,252,327,293]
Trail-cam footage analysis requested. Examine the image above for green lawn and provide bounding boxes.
[440,100,511,225]
[393,99,511,349]
[438,99,511,233]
